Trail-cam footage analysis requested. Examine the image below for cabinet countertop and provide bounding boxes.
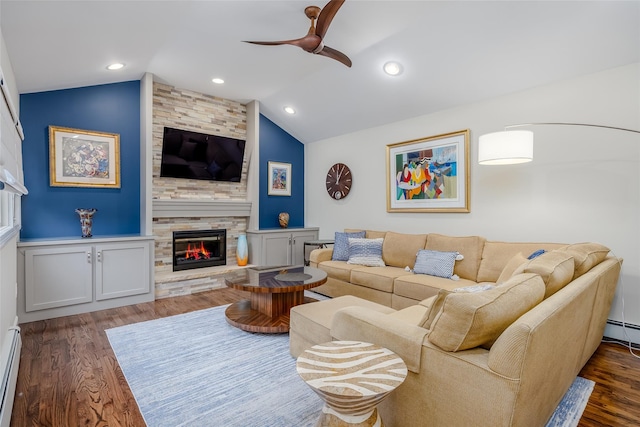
[18,235,156,248]
[246,227,319,235]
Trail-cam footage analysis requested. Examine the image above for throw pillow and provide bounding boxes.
[332,231,366,261]
[427,273,545,352]
[496,252,528,284]
[414,250,459,279]
[514,250,575,298]
[347,237,386,267]
[561,242,610,278]
[527,249,547,259]
[418,289,451,330]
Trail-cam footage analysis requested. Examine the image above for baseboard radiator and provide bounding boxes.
[0,327,20,427]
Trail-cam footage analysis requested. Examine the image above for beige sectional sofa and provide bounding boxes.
[293,230,622,426]
[310,230,574,309]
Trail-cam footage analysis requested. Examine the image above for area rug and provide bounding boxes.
[106,303,594,427]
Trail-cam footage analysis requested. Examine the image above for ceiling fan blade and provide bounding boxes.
[317,45,352,67]
[316,0,345,39]
[243,39,305,48]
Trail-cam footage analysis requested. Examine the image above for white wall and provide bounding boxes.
[305,63,640,336]
[0,26,20,341]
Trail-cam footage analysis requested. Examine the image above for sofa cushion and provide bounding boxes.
[318,260,366,282]
[351,266,410,293]
[382,232,428,268]
[560,243,610,278]
[290,295,396,357]
[347,237,386,267]
[332,231,366,261]
[393,274,477,302]
[425,234,486,281]
[366,230,388,239]
[414,250,459,278]
[344,229,388,240]
[514,251,575,298]
[496,252,528,284]
[418,284,493,330]
[388,304,429,325]
[476,241,566,282]
[427,273,545,351]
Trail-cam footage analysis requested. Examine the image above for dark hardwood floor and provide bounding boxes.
[10,287,640,426]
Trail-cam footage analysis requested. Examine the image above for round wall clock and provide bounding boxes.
[326,163,352,200]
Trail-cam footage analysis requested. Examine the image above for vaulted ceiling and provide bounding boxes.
[1,1,638,143]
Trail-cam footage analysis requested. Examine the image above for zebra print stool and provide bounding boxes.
[296,341,407,427]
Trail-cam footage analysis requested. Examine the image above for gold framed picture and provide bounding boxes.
[49,125,120,188]
[386,129,470,213]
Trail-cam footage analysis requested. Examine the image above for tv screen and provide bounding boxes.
[160,127,246,182]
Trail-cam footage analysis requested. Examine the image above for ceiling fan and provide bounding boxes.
[243,0,352,68]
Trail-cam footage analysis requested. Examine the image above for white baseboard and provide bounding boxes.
[604,320,640,347]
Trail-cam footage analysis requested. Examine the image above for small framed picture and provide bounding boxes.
[386,129,470,212]
[49,125,120,188]
[268,161,291,196]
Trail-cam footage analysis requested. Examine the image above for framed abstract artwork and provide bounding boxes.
[386,129,470,213]
[49,126,120,188]
[268,161,291,196]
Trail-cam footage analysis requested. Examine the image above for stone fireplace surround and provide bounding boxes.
[151,82,251,299]
[153,199,251,298]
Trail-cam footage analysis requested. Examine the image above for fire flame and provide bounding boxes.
[185,241,211,260]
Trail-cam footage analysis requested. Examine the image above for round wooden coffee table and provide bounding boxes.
[224,265,327,333]
[296,340,408,427]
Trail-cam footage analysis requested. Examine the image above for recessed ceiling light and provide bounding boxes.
[212,78,225,84]
[107,63,125,71]
[383,61,403,76]
[284,106,296,115]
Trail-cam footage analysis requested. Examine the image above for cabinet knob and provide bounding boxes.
[87,252,92,263]
[97,251,102,262]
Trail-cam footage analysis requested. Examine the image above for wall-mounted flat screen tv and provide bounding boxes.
[160,126,246,182]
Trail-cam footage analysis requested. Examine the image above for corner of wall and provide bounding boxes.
[246,100,260,231]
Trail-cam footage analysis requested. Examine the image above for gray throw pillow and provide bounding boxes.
[332,231,366,261]
[414,249,459,279]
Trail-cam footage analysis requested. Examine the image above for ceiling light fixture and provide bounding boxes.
[383,61,403,76]
[284,106,296,115]
[211,78,225,84]
[106,63,125,71]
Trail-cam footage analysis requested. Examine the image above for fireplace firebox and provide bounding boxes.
[173,229,226,271]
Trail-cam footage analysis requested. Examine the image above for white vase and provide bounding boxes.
[236,233,248,266]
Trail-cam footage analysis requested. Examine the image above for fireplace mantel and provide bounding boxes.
[152,199,252,218]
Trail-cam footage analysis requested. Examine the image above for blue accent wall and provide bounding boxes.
[20,81,141,239]
[259,114,305,229]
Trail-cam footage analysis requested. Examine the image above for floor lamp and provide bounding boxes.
[478,121,640,352]
[478,122,640,165]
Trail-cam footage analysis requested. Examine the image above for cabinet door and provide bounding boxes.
[95,242,150,300]
[24,246,93,312]
[291,231,319,266]
[262,234,292,266]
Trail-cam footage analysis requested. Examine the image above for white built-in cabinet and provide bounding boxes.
[247,228,318,266]
[17,236,155,323]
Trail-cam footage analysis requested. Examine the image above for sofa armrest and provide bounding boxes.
[331,306,428,373]
[310,247,333,264]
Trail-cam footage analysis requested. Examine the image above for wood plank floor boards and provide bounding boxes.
[578,341,640,426]
[11,287,640,426]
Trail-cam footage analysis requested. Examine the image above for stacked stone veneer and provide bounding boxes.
[152,82,249,298]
